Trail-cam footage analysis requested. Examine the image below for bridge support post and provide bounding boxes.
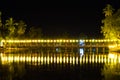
[47,47,50,53]
[71,48,73,53]
[96,47,98,54]
[90,47,92,54]
[103,47,105,54]
[65,47,67,52]
[53,47,55,53]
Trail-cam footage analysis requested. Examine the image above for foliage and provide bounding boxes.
[16,20,27,38]
[62,32,69,38]
[79,33,87,39]
[101,4,120,39]
[103,4,114,17]
[4,18,18,39]
[0,11,42,39]
[28,26,42,39]
[101,63,120,80]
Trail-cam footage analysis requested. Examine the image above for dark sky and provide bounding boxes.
[0,0,120,38]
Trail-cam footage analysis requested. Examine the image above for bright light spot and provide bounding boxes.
[34,57,37,62]
[70,57,72,63]
[41,56,43,62]
[108,53,116,59]
[0,42,3,47]
[32,57,35,62]
[38,57,40,62]
[73,57,75,65]
[26,57,29,62]
[108,45,117,48]
[56,48,59,52]
[54,56,56,63]
[57,56,59,64]
[60,57,62,63]
[47,56,49,64]
[79,48,84,56]
[44,57,46,64]
[79,40,85,46]
[76,57,78,64]
[63,57,65,63]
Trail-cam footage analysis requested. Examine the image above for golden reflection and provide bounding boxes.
[119,55,120,63]
[76,57,78,64]
[47,56,49,64]
[70,56,72,64]
[38,57,40,62]
[32,57,34,62]
[41,56,43,64]
[26,56,28,62]
[86,55,88,63]
[82,56,85,63]
[57,56,59,64]
[101,55,103,63]
[59,56,62,64]
[53,56,56,63]
[104,55,107,63]
[79,56,82,63]
[44,56,46,64]
[73,56,75,64]
[92,55,94,63]
[108,53,116,59]
[0,52,120,65]
[101,55,120,80]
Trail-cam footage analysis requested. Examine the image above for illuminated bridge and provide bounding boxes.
[1,39,120,53]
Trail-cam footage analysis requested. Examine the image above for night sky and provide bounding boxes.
[0,0,120,38]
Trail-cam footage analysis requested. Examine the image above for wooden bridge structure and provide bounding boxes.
[1,39,120,53]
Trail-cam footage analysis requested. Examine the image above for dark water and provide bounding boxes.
[0,49,120,80]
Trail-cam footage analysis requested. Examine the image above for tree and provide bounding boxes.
[0,12,2,28]
[103,4,114,17]
[16,20,26,38]
[101,4,120,39]
[0,12,27,39]
[28,27,42,39]
[0,11,3,39]
[62,32,69,38]
[101,63,120,80]
[0,11,43,39]
[79,33,87,39]
[4,18,18,39]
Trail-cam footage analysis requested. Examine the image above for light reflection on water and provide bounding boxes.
[1,53,120,65]
[0,50,120,80]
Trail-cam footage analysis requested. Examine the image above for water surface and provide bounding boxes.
[0,49,120,80]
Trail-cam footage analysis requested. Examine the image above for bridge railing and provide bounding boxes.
[1,39,119,48]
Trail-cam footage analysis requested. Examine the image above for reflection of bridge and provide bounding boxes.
[1,39,120,53]
[1,53,120,65]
